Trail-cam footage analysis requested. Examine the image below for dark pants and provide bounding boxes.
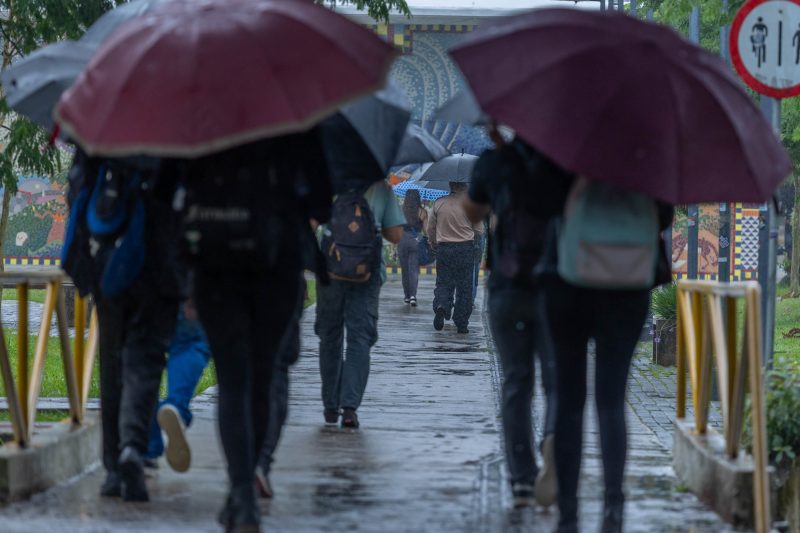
[433,241,474,329]
[195,269,299,490]
[489,285,556,486]
[259,277,304,474]
[545,278,650,525]
[96,292,180,471]
[316,274,380,411]
[398,230,420,299]
[472,233,485,303]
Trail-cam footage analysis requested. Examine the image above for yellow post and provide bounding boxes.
[676,287,686,419]
[73,294,86,407]
[16,283,28,427]
[746,288,770,533]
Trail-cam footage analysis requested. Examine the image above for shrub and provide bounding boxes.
[651,282,677,321]
[743,362,800,464]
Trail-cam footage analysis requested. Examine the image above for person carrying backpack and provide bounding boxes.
[464,136,573,510]
[544,173,673,533]
[316,180,405,429]
[181,130,332,532]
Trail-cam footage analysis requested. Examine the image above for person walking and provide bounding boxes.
[544,181,673,533]
[471,220,486,306]
[316,180,405,429]
[144,298,211,473]
[427,182,481,334]
[464,135,571,509]
[183,131,332,532]
[397,189,427,306]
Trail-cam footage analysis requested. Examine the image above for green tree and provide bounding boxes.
[0,1,122,271]
[325,0,411,21]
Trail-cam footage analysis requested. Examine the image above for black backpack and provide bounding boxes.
[320,189,380,282]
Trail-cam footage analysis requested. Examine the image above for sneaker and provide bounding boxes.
[119,446,149,502]
[434,309,445,331]
[158,404,191,473]
[99,471,122,498]
[534,434,558,507]
[341,408,359,428]
[143,457,159,478]
[324,408,340,425]
[409,296,417,307]
[404,297,410,304]
[512,483,536,508]
[443,307,452,321]
[255,466,274,499]
[457,326,469,334]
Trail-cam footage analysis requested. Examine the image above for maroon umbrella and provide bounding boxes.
[450,8,791,204]
[55,0,396,158]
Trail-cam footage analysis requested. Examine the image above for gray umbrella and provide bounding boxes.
[419,153,478,183]
[394,124,450,166]
[1,41,93,129]
[433,87,487,125]
[1,0,168,128]
[339,83,412,172]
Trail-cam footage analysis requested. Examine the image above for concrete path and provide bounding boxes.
[0,277,734,532]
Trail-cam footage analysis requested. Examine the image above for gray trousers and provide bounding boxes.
[398,230,420,299]
[433,241,474,329]
[489,285,557,486]
[316,275,380,410]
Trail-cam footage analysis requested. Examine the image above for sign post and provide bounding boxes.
[730,0,800,365]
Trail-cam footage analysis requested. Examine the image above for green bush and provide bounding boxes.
[743,363,800,464]
[651,282,677,321]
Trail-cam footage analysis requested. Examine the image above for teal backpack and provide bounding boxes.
[557,178,659,290]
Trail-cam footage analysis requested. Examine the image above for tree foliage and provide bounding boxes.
[324,0,411,22]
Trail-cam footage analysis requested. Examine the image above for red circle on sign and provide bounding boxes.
[730,0,800,98]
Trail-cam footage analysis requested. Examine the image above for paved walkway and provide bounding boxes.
[0,277,733,532]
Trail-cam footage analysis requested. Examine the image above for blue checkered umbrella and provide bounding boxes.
[392,174,449,201]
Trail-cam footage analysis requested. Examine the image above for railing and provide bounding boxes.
[675,280,770,533]
[0,272,98,447]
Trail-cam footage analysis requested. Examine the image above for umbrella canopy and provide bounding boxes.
[393,173,449,201]
[419,153,478,183]
[394,124,451,166]
[1,0,168,129]
[450,8,791,204]
[433,87,487,125]
[321,84,411,192]
[1,41,94,129]
[55,0,397,158]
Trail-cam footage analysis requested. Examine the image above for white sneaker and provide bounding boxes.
[158,404,191,473]
[534,434,558,507]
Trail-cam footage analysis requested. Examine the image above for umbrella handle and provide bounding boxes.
[489,120,505,147]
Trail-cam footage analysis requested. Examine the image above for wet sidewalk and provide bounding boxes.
[0,277,733,532]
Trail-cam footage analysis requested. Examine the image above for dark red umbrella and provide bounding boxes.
[450,8,791,204]
[55,0,396,158]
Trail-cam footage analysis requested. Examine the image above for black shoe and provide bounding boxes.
[119,446,149,502]
[601,500,624,533]
[511,483,536,508]
[434,309,445,331]
[219,485,260,532]
[457,326,469,334]
[341,408,359,428]
[409,296,417,307]
[143,458,159,470]
[324,408,340,425]
[444,307,452,320]
[99,471,122,498]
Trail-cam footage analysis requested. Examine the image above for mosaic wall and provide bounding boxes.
[1,175,67,262]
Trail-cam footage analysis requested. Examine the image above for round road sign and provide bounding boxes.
[730,0,800,98]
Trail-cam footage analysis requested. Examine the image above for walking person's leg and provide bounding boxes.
[95,297,124,497]
[433,245,455,329]
[534,290,559,506]
[546,280,591,531]
[452,243,474,333]
[117,294,178,501]
[315,280,346,423]
[407,237,419,305]
[339,275,380,428]
[398,232,412,301]
[592,289,650,533]
[488,288,539,507]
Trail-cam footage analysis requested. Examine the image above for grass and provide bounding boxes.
[2,289,46,304]
[773,296,800,369]
[305,279,316,308]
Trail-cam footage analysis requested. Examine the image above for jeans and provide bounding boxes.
[489,285,556,486]
[433,241,474,329]
[398,229,420,299]
[316,274,380,411]
[195,268,300,490]
[544,278,650,525]
[259,276,304,474]
[96,291,180,466]
[146,309,211,459]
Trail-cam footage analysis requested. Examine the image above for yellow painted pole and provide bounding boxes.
[746,288,770,533]
[73,294,86,407]
[16,283,28,427]
[676,287,686,419]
